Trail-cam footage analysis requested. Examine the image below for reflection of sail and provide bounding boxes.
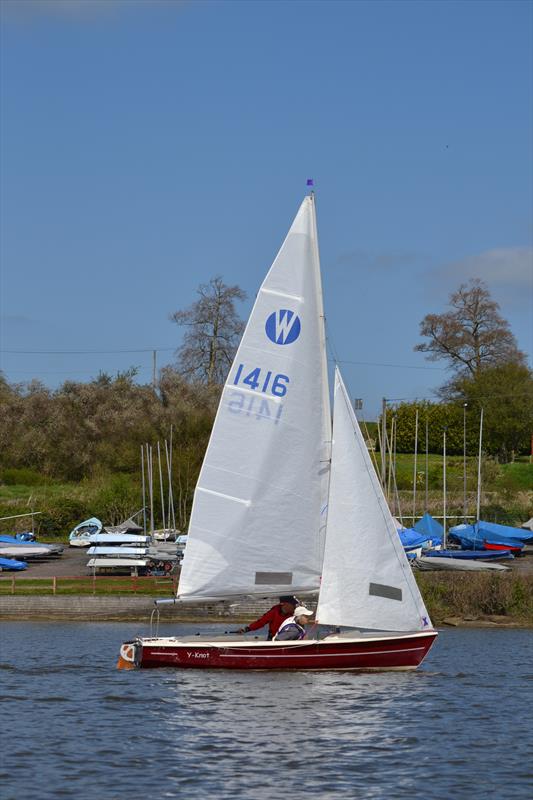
[178,196,331,601]
[158,664,411,769]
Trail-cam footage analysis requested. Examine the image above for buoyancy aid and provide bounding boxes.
[273,615,306,641]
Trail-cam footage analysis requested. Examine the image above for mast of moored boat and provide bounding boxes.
[476,407,484,522]
[141,445,147,536]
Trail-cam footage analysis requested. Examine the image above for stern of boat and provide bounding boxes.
[117,639,142,670]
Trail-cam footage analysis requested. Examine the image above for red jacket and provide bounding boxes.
[246,604,292,639]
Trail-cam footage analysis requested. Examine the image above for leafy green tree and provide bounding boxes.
[451,363,533,461]
[382,401,477,456]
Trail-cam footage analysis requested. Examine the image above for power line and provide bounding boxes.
[334,358,446,372]
[0,347,176,355]
[3,348,446,372]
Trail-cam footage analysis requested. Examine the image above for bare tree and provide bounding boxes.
[415,279,525,377]
[170,276,246,386]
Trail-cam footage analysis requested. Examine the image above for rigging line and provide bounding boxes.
[360,416,381,477]
[324,325,341,367]
[387,420,404,529]
[331,358,446,371]
[1,347,176,355]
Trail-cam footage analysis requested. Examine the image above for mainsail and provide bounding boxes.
[178,195,331,600]
[316,368,432,632]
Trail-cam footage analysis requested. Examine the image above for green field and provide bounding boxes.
[0,575,177,596]
[0,454,531,540]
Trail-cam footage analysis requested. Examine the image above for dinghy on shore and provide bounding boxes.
[69,518,103,547]
[421,549,513,561]
[414,556,510,572]
[449,522,529,554]
[0,556,28,571]
[0,535,63,558]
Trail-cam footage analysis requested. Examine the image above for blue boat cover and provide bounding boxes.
[448,523,525,551]
[477,520,533,544]
[0,556,28,570]
[414,512,444,539]
[15,531,36,542]
[398,528,430,548]
[0,532,36,543]
[0,534,51,547]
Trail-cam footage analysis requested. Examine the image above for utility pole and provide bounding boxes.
[152,350,157,391]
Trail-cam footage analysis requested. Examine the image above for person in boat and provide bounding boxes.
[238,595,300,640]
[273,606,314,641]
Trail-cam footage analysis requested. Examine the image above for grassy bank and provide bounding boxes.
[415,571,533,625]
[0,575,176,597]
[1,455,531,541]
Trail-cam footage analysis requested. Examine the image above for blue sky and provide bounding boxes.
[1,0,532,417]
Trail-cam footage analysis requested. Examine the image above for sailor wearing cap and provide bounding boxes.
[238,596,300,640]
[273,606,314,641]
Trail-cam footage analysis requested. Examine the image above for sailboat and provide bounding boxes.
[117,194,437,671]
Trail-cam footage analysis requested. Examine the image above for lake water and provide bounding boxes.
[1,623,532,799]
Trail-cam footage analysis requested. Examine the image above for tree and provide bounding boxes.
[415,279,525,379]
[448,363,533,461]
[170,276,246,386]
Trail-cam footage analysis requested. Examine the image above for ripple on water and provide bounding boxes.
[0,623,532,800]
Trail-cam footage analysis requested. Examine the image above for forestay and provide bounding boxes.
[316,369,432,632]
[178,196,331,600]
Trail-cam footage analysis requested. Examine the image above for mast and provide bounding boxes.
[425,416,429,511]
[147,444,154,535]
[463,402,468,522]
[308,190,332,563]
[443,426,447,549]
[141,445,147,535]
[157,441,166,532]
[412,408,419,525]
[476,408,484,522]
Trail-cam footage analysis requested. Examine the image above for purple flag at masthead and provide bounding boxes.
[306,178,314,186]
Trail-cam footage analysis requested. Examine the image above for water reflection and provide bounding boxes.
[1,622,532,800]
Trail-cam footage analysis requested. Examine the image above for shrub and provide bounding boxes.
[0,468,49,486]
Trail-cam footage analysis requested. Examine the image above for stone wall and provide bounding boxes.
[0,595,317,622]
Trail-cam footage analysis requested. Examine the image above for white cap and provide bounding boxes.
[293,606,313,618]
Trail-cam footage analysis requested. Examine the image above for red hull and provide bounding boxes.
[483,542,522,554]
[119,631,437,671]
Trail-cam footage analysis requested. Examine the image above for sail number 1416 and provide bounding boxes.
[233,364,289,397]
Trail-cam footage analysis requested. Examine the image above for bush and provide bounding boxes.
[37,499,92,538]
[0,468,49,486]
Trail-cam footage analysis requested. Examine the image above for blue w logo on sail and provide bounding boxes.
[265,309,301,345]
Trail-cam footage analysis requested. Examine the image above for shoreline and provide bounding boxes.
[1,556,532,627]
[0,595,531,628]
